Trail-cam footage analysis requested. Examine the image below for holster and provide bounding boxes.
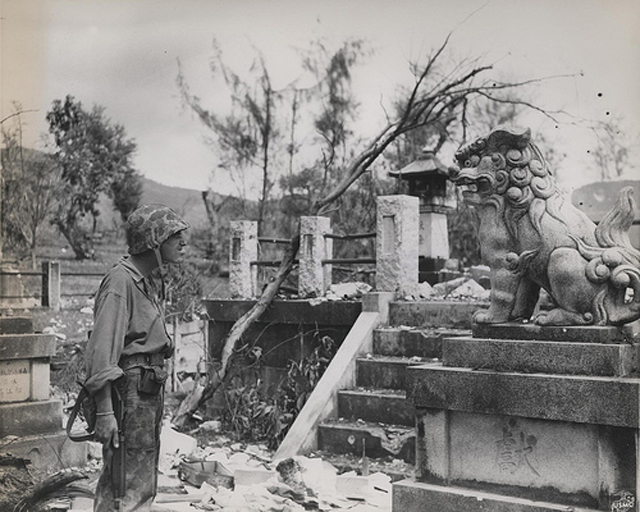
[138,366,168,395]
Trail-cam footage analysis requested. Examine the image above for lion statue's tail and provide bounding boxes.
[590,187,640,325]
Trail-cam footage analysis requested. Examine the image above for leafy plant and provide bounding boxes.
[220,334,337,449]
[279,335,336,414]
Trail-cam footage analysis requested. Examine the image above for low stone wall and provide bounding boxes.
[204,299,362,393]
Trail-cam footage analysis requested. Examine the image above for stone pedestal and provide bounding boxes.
[394,323,640,512]
[0,315,86,472]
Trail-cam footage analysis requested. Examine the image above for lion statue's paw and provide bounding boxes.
[534,308,594,326]
[473,309,510,324]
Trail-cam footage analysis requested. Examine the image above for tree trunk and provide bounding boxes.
[172,233,300,428]
[56,221,93,260]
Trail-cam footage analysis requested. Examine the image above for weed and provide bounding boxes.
[220,334,337,450]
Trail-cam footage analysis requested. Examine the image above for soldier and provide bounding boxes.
[84,204,189,511]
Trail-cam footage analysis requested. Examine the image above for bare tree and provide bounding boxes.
[177,45,284,236]
[590,115,637,181]
[1,108,58,268]
[172,36,561,428]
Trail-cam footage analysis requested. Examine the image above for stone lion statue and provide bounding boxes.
[449,126,640,326]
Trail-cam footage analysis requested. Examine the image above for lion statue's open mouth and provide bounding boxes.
[448,126,640,326]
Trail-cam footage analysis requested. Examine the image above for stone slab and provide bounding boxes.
[443,337,636,376]
[392,480,600,512]
[204,299,361,325]
[389,301,485,329]
[473,323,637,344]
[0,432,87,472]
[415,410,636,506]
[0,400,63,436]
[318,419,415,463]
[407,364,640,427]
[337,388,414,426]
[0,333,57,360]
[0,316,33,335]
[374,327,468,358]
[356,356,411,389]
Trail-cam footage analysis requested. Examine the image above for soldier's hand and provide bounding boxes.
[95,414,120,448]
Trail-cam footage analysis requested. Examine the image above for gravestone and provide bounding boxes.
[0,314,86,472]
[392,127,640,511]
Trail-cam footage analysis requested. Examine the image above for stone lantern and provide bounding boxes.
[389,148,456,281]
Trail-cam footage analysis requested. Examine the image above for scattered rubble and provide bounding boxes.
[93,419,395,512]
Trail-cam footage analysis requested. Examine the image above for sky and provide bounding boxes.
[2,0,640,196]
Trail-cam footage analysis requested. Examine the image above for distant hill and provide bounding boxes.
[572,179,640,248]
[95,177,212,231]
[571,179,640,222]
[140,177,209,227]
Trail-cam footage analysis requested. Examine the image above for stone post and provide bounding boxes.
[376,195,419,297]
[298,216,332,297]
[41,261,61,311]
[229,221,258,299]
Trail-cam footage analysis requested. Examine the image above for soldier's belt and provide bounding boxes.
[119,352,165,370]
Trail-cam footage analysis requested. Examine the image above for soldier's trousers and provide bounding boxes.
[94,368,164,512]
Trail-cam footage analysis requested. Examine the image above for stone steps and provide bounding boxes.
[316,301,480,465]
[396,322,640,510]
[337,388,414,426]
[393,480,601,512]
[355,355,432,390]
[407,362,640,427]
[317,418,415,463]
[0,316,33,334]
[388,301,482,329]
[373,327,469,358]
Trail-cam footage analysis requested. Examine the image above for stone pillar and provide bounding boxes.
[298,216,332,297]
[229,221,258,299]
[376,195,419,297]
[41,261,61,311]
[0,264,26,309]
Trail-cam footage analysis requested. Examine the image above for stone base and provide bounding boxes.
[393,479,600,512]
[0,432,87,473]
[0,400,63,437]
[402,324,640,511]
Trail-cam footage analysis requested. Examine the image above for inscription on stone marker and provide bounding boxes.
[304,234,314,257]
[495,418,540,477]
[382,215,395,254]
[0,360,30,402]
[231,237,241,261]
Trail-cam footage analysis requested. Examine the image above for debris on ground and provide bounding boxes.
[83,419,394,512]
[326,282,372,301]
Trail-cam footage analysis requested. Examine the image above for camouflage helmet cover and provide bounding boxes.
[126,204,190,255]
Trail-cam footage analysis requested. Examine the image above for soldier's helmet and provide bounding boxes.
[126,204,190,255]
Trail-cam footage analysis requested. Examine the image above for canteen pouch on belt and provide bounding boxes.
[138,366,168,395]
